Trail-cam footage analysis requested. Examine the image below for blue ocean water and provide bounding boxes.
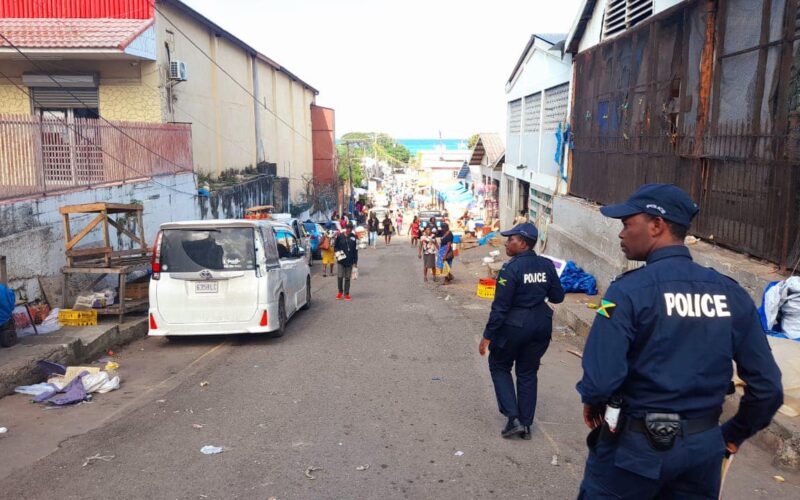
[398,139,467,154]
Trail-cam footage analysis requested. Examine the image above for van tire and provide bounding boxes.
[272,295,287,338]
[301,277,311,310]
[1,320,17,347]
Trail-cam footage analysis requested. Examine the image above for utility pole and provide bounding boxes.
[346,142,354,215]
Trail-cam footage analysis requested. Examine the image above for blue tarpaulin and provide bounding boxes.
[0,284,14,325]
[560,261,598,295]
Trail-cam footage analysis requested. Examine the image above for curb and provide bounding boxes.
[554,301,800,471]
[0,317,148,398]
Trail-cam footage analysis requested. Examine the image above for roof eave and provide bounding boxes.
[565,0,598,54]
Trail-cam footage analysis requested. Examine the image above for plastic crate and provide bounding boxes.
[58,309,98,326]
[476,282,496,299]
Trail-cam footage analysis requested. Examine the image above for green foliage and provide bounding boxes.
[339,131,411,166]
[337,144,365,186]
[467,133,480,150]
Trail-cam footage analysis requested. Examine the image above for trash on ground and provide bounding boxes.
[200,381,209,387]
[156,399,166,403]
[104,361,120,371]
[488,250,500,258]
[0,427,7,434]
[685,235,700,245]
[444,295,450,301]
[305,466,323,479]
[356,464,370,471]
[192,423,204,429]
[774,475,785,483]
[762,277,800,340]
[454,451,464,457]
[15,383,58,396]
[560,261,598,295]
[551,455,559,466]
[567,350,584,359]
[432,376,443,381]
[200,445,224,455]
[82,453,114,466]
[37,360,66,376]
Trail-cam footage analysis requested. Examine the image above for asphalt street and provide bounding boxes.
[0,237,798,499]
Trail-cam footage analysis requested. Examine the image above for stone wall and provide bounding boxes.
[99,84,162,123]
[0,85,29,114]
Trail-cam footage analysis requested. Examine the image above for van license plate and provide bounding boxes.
[195,282,219,294]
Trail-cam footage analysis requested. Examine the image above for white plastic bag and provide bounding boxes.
[765,277,800,339]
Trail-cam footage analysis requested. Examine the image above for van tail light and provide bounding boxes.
[151,231,163,280]
[260,311,268,327]
[149,313,158,330]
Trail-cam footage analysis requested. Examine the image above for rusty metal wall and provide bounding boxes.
[570,0,800,268]
[0,114,193,201]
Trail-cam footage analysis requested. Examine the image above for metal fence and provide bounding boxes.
[570,0,800,268]
[0,114,193,201]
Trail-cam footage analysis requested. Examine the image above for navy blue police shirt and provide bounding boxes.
[483,251,565,348]
[577,245,783,446]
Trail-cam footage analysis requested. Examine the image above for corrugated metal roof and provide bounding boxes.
[0,0,153,19]
[0,17,153,49]
[468,133,505,166]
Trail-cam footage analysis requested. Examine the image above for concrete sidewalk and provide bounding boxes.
[0,315,148,397]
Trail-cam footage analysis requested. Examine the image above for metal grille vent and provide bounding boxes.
[30,87,99,108]
[603,0,653,40]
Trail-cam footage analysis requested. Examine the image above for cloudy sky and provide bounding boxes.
[183,0,583,139]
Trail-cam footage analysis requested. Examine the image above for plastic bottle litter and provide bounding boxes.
[200,445,224,455]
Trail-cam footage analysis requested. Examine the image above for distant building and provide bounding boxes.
[466,133,505,221]
[503,33,572,230]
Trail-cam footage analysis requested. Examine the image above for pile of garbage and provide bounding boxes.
[14,360,120,406]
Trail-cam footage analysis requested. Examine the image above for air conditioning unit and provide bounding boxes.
[169,60,188,81]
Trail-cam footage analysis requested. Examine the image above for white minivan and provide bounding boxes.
[148,219,311,338]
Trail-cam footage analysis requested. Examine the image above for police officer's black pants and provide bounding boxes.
[578,425,726,499]
[488,327,550,426]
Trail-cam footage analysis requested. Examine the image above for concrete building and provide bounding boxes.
[467,133,504,221]
[502,34,572,230]
[0,0,320,202]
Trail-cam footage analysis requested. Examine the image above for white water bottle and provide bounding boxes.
[604,396,623,433]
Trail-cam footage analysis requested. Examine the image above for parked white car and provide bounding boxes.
[148,219,311,338]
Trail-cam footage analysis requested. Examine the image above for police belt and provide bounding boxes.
[627,415,718,436]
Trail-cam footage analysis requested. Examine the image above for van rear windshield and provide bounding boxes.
[160,228,255,272]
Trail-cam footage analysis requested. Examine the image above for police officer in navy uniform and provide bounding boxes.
[479,223,565,439]
[577,184,783,499]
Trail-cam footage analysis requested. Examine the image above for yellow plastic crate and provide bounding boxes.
[58,309,98,326]
[476,283,496,299]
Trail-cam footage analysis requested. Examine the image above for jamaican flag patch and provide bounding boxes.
[597,299,617,318]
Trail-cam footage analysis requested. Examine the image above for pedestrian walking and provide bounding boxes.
[333,223,359,301]
[367,215,379,249]
[382,214,394,245]
[319,226,336,277]
[439,223,456,284]
[479,222,564,439]
[418,226,439,282]
[427,217,439,237]
[576,184,782,499]
[396,213,403,235]
[409,216,421,247]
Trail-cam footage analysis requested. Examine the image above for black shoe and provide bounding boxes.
[501,418,525,438]
[521,426,532,440]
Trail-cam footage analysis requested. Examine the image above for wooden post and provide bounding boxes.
[137,208,147,251]
[102,209,111,267]
[0,256,7,286]
[62,213,73,267]
[118,274,126,324]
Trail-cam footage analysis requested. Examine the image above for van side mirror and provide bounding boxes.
[291,246,304,258]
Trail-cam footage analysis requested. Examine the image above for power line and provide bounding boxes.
[150,0,311,141]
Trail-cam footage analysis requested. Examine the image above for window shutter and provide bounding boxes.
[603,0,653,40]
[30,87,99,108]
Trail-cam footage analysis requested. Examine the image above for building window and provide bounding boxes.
[603,0,653,40]
[508,99,522,134]
[543,83,570,132]
[523,92,542,133]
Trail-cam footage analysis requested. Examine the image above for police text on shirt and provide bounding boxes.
[523,273,548,284]
[664,293,730,318]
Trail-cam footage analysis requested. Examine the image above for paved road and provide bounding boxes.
[0,238,798,499]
